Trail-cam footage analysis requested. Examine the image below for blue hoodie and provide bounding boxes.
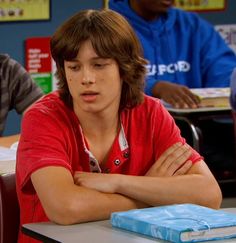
[109,0,236,96]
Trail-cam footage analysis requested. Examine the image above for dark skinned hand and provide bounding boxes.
[152,81,201,109]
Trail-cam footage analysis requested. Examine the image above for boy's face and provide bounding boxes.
[64,40,122,116]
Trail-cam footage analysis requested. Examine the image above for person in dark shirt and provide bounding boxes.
[0,54,43,146]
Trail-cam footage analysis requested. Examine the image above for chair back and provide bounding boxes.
[0,173,19,243]
[233,111,236,148]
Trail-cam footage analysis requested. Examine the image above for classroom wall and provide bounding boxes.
[1,0,236,135]
[198,0,236,25]
[0,0,103,136]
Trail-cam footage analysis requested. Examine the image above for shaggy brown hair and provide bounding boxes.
[50,9,147,110]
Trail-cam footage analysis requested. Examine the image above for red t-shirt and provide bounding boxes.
[16,91,202,242]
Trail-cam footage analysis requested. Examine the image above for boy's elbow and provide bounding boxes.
[201,180,223,210]
[45,198,89,225]
[209,186,222,209]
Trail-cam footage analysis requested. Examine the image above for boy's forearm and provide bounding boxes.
[50,186,147,225]
[116,173,221,209]
[32,167,147,225]
[74,161,222,209]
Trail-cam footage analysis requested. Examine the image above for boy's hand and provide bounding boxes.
[74,171,120,193]
[145,142,192,177]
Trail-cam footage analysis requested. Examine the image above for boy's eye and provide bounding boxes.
[94,62,110,68]
[94,63,104,67]
[68,65,80,71]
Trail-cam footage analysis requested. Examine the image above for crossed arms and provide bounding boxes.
[31,143,222,225]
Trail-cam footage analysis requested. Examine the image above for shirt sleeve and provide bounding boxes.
[144,75,158,96]
[16,108,72,191]
[197,17,236,87]
[5,56,44,114]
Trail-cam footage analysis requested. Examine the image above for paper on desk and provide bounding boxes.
[0,146,16,161]
[0,160,16,174]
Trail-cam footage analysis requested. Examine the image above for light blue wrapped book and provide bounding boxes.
[111,204,236,243]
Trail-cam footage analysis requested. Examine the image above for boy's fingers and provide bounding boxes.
[173,160,192,176]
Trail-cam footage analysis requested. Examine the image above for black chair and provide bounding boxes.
[232,111,236,180]
[233,111,236,144]
[0,173,20,243]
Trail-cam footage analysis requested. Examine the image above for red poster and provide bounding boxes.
[25,37,51,73]
[25,37,55,93]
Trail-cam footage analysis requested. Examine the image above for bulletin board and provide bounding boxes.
[0,0,50,22]
[174,0,226,12]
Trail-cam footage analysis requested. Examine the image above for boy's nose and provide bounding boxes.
[81,77,96,85]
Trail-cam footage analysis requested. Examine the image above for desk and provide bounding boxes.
[0,136,17,175]
[22,208,236,243]
[0,160,15,175]
[0,145,16,175]
[166,106,232,152]
[0,142,17,174]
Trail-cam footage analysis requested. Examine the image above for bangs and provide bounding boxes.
[56,13,117,62]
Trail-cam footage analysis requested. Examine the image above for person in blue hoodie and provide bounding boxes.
[110,0,236,184]
[109,0,236,109]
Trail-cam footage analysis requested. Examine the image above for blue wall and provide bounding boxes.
[0,0,103,65]
[1,0,236,135]
[198,0,236,25]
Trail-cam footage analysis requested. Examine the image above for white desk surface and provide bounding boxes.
[22,208,236,243]
[0,160,15,174]
[0,143,16,174]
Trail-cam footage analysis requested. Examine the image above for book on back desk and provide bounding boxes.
[190,87,230,108]
[111,204,236,243]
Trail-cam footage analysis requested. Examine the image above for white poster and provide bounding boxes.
[215,24,236,53]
